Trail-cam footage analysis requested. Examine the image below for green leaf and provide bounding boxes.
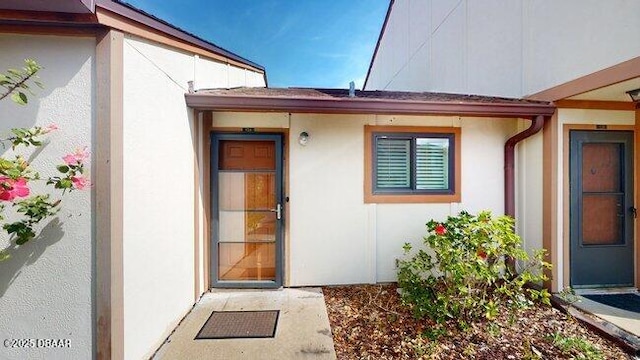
[56,165,70,173]
[11,91,27,105]
[55,178,73,189]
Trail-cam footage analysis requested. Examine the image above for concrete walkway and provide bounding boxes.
[153,287,336,360]
[573,293,640,337]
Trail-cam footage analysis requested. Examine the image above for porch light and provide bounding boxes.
[298,131,310,146]
[626,88,640,102]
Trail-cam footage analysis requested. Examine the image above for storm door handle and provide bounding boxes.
[271,204,282,220]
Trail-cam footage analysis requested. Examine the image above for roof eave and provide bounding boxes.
[185,94,556,118]
[94,0,265,72]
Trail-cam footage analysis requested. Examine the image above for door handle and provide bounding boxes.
[271,204,282,220]
[630,206,637,219]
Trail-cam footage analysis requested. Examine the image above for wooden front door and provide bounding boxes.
[570,130,634,288]
[211,133,283,288]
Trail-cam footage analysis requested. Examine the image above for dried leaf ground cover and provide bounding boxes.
[324,284,631,359]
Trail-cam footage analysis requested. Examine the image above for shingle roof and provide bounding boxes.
[197,87,550,105]
[186,87,555,117]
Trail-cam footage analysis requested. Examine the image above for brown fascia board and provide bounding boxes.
[185,94,556,118]
[95,0,265,73]
[363,0,394,90]
[0,9,98,26]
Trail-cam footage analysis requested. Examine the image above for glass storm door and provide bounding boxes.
[211,133,283,288]
[570,131,634,288]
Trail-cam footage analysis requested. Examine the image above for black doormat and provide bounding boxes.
[195,310,279,339]
[583,293,640,313]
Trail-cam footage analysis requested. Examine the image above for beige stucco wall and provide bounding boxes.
[0,34,94,360]
[516,129,544,260]
[122,35,265,360]
[210,112,518,285]
[366,0,640,97]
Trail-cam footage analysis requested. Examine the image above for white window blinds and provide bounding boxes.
[374,134,452,193]
[416,138,449,190]
[375,138,410,188]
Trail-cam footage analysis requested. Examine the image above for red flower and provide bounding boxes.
[0,176,30,202]
[477,249,487,260]
[434,224,447,236]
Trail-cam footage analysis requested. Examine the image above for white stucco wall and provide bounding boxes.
[0,34,94,360]
[372,116,517,282]
[516,126,544,257]
[366,0,640,98]
[210,112,517,285]
[122,35,265,359]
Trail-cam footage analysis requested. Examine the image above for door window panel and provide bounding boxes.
[216,140,277,282]
[582,195,622,245]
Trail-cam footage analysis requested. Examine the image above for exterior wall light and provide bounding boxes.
[298,131,310,146]
[626,88,640,102]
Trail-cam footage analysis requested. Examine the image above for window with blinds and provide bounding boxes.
[373,133,453,194]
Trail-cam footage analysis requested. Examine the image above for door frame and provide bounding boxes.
[568,129,635,288]
[562,125,637,289]
[209,132,285,288]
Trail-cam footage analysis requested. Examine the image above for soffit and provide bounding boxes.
[0,0,93,13]
[567,77,640,102]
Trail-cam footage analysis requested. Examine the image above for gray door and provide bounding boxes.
[210,133,284,288]
[570,130,634,288]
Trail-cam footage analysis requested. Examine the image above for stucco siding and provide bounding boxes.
[0,34,94,360]
[430,1,466,94]
[523,1,640,96]
[288,114,370,286]
[516,128,544,257]
[467,0,522,97]
[367,0,640,98]
[374,116,517,282]
[122,35,265,360]
[210,112,518,285]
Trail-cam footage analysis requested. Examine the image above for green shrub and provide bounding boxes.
[397,210,551,327]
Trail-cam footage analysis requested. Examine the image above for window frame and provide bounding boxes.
[364,125,461,204]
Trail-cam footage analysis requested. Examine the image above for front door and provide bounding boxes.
[211,133,283,288]
[570,130,634,288]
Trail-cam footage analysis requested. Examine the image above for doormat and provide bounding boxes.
[583,293,640,313]
[195,310,279,339]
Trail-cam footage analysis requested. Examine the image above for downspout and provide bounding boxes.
[504,114,545,271]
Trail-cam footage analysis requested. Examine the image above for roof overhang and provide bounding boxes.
[527,56,640,102]
[0,0,94,14]
[0,0,265,74]
[185,91,556,118]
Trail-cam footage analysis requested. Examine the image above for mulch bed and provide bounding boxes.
[323,284,631,359]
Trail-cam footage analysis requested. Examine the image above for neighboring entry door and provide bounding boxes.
[211,133,283,288]
[570,130,634,288]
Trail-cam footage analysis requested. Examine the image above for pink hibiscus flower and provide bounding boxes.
[63,147,90,166]
[71,175,90,190]
[0,176,30,201]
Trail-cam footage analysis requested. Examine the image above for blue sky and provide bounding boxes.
[125,0,389,89]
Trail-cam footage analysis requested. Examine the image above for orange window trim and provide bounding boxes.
[364,125,462,204]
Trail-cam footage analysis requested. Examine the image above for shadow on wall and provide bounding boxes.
[0,218,65,297]
[0,41,94,130]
